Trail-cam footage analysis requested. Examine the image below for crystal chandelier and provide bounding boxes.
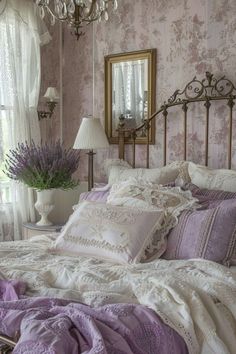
[36,0,118,40]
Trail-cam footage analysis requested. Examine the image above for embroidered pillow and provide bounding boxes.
[187,162,236,192]
[163,198,236,266]
[54,201,165,264]
[107,178,199,258]
[107,178,198,213]
[108,161,189,186]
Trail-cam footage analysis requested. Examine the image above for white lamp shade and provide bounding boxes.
[73,117,109,150]
[43,87,59,101]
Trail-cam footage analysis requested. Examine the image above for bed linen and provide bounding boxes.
[181,182,236,204]
[107,160,189,185]
[0,235,236,354]
[163,198,236,265]
[182,162,236,192]
[107,179,199,258]
[79,189,110,203]
[0,280,187,354]
[54,201,165,264]
[162,182,236,265]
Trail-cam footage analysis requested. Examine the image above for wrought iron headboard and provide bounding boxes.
[118,72,236,169]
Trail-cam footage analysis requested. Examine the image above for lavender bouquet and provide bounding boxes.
[4,141,80,190]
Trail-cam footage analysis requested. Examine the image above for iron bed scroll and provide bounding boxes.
[118,72,236,169]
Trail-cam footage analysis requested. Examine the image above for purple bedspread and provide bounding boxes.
[0,280,188,354]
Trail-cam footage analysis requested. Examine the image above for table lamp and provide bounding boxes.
[73,117,109,191]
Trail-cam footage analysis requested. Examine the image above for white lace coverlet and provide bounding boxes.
[0,235,236,354]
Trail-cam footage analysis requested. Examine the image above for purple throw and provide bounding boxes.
[0,280,188,354]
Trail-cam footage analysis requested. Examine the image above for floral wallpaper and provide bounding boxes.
[41,0,236,182]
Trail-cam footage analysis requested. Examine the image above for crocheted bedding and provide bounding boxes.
[0,280,187,354]
[0,235,236,354]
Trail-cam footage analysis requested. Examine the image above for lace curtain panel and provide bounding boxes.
[0,0,51,241]
[112,60,145,130]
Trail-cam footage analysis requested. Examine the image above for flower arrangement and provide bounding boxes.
[4,140,80,190]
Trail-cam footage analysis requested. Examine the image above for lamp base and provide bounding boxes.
[86,150,96,191]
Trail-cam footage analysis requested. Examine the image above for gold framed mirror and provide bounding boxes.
[105,49,156,144]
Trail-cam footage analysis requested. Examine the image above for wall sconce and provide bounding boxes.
[38,87,59,120]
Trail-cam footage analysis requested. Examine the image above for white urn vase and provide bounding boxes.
[35,189,55,226]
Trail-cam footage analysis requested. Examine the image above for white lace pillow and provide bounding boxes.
[54,201,165,264]
[108,161,189,185]
[107,178,197,213]
[107,178,199,257]
[104,158,132,176]
[188,162,236,192]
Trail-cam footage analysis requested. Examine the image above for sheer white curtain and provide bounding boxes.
[0,0,51,241]
[112,60,145,130]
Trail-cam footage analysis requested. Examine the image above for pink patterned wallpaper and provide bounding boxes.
[41,0,236,182]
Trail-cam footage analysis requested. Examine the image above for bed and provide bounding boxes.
[1,72,236,354]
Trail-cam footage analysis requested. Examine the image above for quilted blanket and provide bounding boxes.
[0,280,187,354]
[0,235,236,353]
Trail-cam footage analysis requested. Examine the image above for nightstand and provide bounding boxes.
[22,222,63,240]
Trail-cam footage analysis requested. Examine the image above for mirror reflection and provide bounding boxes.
[112,59,148,136]
[105,49,156,144]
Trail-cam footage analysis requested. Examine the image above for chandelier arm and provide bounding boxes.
[36,0,117,40]
[74,4,82,26]
[82,0,98,19]
[73,2,98,26]
[43,4,69,21]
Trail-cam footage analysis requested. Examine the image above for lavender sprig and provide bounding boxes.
[3,140,80,190]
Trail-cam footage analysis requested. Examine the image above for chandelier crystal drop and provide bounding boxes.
[36,0,118,40]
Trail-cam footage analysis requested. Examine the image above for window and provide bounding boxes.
[0,110,12,203]
[0,1,50,240]
[0,21,14,205]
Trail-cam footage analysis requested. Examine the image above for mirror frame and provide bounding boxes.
[105,49,156,144]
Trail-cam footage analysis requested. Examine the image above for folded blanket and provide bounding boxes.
[0,280,188,354]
